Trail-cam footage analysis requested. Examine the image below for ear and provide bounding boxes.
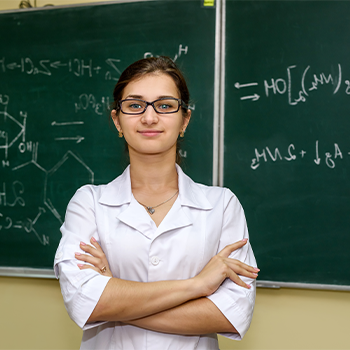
[181,109,191,133]
[111,109,122,133]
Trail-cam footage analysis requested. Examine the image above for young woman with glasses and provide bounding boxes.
[54,56,258,350]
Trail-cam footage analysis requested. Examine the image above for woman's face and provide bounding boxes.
[112,73,191,160]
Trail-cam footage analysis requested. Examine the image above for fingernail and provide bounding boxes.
[91,237,96,242]
[246,284,251,289]
[80,241,86,246]
[254,268,260,271]
[242,238,248,242]
[252,273,258,276]
[77,264,84,268]
[75,252,81,256]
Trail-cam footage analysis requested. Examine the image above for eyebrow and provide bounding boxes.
[124,95,179,100]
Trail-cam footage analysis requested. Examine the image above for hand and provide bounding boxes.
[193,239,259,295]
[75,237,113,277]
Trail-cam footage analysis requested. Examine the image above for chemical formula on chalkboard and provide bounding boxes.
[0,57,122,81]
[235,63,350,105]
[250,141,349,170]
[0,45,189,82]
[233,63,350,170]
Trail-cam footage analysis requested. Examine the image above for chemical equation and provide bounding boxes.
[251,141,349,170]
[235,63,350,105]
[0,57,122,81]
[1,44,190,81]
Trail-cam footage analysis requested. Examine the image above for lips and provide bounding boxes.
[138,130,163,137]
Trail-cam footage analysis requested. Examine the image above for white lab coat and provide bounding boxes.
[54,165,257,350]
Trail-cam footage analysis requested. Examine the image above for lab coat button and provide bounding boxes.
[151,256,160,265]
[55,251,63,259]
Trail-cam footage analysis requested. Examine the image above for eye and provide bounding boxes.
[155,99,178,112]
[128,102,143,110]
[159,103,171,110]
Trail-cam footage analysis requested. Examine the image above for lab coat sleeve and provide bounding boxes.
[207,189,257,340]
[53,186,111,330]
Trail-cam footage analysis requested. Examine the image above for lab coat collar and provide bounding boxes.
[99,166,132,206]
[98,164,213,211]
[176,164,213,210]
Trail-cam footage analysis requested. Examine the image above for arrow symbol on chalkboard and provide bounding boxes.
[6,62,21,70]
[314,140,321,165]
[240,94,260,101]
[234,82,258,89]
[51,121,84,126]
[50,61,68,69]
[55,136,85,143]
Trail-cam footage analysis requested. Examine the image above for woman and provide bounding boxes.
[54,56,258,350]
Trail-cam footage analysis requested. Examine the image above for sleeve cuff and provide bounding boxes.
[207,282,255,340]
[70,274,112,329]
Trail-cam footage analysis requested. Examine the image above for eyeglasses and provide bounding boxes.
[118,97,188,115]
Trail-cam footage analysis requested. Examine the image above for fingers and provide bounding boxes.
[75,238,113,277]
[217,238,248,258]
[90,237,103,250]
[77,263,101,274]
[228,259,259,273]
[227,270,251,289]
[75,239,104,268]
[79,240,103,257]
[77,260,112,277]
[75,251,101,266]
[225,259,259,279]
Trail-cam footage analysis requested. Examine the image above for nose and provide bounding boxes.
[141,104,158,125]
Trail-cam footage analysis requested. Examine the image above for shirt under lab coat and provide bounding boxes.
[54,165,257,350]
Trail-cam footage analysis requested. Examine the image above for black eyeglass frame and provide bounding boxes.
[117,97,188,115]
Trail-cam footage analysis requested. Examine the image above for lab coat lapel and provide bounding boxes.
[154,166,213,239]
[98,166,155,239]
[116,196,155,239]
[155,199,193,238]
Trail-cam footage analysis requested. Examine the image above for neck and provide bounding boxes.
[128,147,178,192]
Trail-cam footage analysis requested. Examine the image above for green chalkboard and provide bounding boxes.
[224,1,350,287]
[0,0,216,272]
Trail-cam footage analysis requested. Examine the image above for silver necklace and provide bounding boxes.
[136,190,179,215]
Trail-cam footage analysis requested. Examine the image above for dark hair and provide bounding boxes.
[111,56,191,164]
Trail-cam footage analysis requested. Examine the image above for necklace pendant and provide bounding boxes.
[147,207,155,215]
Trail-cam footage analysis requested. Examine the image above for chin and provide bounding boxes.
[130,145,177,158]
